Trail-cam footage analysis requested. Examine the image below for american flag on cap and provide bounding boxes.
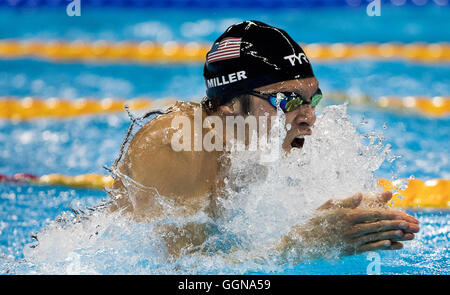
[207,37,242,64]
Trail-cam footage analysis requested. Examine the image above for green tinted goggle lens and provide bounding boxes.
[311,89,323,107]
[250,88,322,112]
[274,89,322,112]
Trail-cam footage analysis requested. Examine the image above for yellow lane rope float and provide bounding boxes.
[378,179,449,209]
[0,97,177,120]
[1,94,448,120]
[1,173,448,208]
[0,40,449,63]
[326,93,450,117]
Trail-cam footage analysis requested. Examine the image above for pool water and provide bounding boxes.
[0,5,449,274]
[0,182,448,274]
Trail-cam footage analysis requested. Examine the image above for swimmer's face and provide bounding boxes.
[250,77,318,152]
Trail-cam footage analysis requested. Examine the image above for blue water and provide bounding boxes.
[0,6,449,43]
[0,184,105,260]
[1,59,449,99]
[0,183,448,274]
[0,5,449,274]
[1,59,448,179]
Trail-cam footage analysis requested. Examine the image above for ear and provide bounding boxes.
[218,101,237,115]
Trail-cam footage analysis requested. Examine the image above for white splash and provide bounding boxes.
[216,104,390,255]
[11,104,391,274]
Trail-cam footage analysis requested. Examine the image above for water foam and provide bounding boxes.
[10,104,393,274]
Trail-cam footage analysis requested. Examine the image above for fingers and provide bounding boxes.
[349,208,419,224]
[356,240,405,254]
[377,191,392,204]
[387,242,403,250]
[339,193,363,209]
[318,193,362,210]
[357,240,392,253]
[317,199,334,210]
[356,230,402,245]
[318,191,398,211]
[345,220,419,238]
[347,240,405,255]
[403,232,415,240]
[352,230,415,245]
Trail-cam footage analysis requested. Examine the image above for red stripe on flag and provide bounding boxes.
[208,48,241,57]
[208,53,240,63]
[207,37,241,63]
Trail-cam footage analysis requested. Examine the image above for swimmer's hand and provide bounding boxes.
[318,191,396,210]
[277,191,420,259]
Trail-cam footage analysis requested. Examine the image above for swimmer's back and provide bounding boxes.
[113,101,222,215]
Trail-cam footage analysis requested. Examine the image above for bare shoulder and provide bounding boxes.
[116,101,221,200]
[130,101,199,148]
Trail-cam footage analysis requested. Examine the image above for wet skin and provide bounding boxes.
[110,77,419,258]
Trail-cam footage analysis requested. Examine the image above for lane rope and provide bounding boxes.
[0,40,449,63]
[327,93,450,117]
[378,178,449,209]
[0,173,448,208]
[1,94,448,120]
[0,97,177,120]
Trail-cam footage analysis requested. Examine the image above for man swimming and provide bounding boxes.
[109,21,419,259]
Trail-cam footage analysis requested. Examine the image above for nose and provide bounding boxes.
[291,105,316,128]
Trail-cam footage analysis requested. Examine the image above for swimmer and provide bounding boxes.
[109,21,419,259]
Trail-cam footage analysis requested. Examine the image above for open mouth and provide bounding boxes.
[290,136,305,149]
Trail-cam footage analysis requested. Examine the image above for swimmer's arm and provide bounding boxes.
[276,192,420,260]
[108,177,133,214]
[158,222,208,258]
[109,176,209,258]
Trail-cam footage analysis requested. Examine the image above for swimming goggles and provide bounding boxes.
[249,88,322,112]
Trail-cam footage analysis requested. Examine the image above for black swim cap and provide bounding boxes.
[203,20,315,106]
